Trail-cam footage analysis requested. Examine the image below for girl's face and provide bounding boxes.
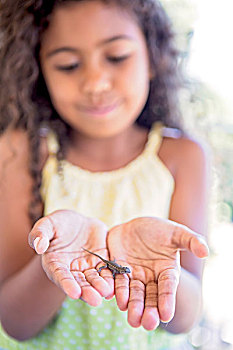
[40,0,151,139]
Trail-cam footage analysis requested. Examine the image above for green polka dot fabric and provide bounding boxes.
[0,297,187,349]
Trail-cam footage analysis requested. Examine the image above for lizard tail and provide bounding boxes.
[82,247,104,260]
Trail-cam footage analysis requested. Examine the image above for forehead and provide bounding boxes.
[41,1,144,49]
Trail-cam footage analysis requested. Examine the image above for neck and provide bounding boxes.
[66,124,148,172]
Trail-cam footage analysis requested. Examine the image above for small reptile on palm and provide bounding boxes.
[82,247,131,278]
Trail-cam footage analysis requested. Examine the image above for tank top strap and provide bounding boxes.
[46,123,165,158]
[144,122,164,156]
[47,131,59,156]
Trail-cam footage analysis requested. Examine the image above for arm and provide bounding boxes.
[0,130,66,341]
[159,136,211,333]
[0,130,114,341]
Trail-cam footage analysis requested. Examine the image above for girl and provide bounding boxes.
[0,0,209,349]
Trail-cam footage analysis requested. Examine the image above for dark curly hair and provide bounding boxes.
[0,0,183,223]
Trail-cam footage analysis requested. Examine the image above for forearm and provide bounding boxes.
[160,267,203,334]
[0,255,66,341]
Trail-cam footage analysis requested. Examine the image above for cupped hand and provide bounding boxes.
[28,210,114,305]
[107,217,209,331]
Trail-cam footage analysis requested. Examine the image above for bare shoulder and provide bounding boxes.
[0,129,29,163]
[0,128,49,173]
[158,130,211,179]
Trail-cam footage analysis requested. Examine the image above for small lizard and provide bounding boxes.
[82,247,131,278]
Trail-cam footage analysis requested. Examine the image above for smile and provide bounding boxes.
[77,102,120,117]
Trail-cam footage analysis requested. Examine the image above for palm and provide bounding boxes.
[29,210,114,304]
[107,217,208,330]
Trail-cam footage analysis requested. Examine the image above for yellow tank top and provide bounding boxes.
[41,123,174,224]
[0,123,189,350]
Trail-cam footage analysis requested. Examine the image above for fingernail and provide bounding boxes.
[34,237,40,251]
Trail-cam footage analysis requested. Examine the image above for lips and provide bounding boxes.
[77,101,120,117]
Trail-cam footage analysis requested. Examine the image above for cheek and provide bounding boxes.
[44,72,76,110]
[122,56,150,107]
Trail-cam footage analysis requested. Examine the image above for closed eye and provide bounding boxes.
[107,55,130,64]
[55,63,79,71]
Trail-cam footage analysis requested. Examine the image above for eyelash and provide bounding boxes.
[107,55,130,63]
[55,55,130,72]
[56,63,79,72]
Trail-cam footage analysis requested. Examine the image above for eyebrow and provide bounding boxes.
[46,35,135,57]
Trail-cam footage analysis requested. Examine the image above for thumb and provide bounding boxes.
[28,216,55,254]
[171,223,209,258]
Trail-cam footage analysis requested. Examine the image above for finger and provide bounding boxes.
[77,253,115,298]
[127,280,145,328]
[44,261,81,300]
[84,268,113,298]
[172,224,209,258]
[60,278,82,300]
[98,267,115,300]
[141,281,160,331]
[28,216,54,254]
[158,268,180,323]
[115,274,130,311]
[72,271,102,307]
[33,237,50,255]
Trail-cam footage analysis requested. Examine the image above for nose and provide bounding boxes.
[81,63,112,96]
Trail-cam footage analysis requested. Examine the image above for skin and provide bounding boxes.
[0,0,209,340]
[28,212,208,332]
[40,0,151,149]
[107,217,208,330]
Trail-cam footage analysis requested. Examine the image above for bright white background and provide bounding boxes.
[188,0,233,347]
[188,0,233,121]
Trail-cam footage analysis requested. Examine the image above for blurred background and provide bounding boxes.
[161,0,233,349]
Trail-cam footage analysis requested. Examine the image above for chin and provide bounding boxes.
[77,120,134,139]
